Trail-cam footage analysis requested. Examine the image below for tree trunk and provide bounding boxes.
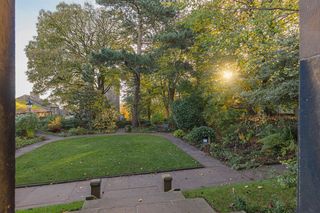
[131,19,143,127]
[167,87,176,117]
[132,72,140,127]
[0,1,15,212]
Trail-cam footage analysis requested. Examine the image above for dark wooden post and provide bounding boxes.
[299,1,320,212]
[90,179,102,199]
[0,0,15,213]
[162,174,172,192]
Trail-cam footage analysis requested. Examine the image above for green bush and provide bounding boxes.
[173,129,186,138]
[48,116,62,132]
[125,125,132,133]
[140,120,152,127]
[277,159,297,188]
[16,113,39,138]
[151,113,165,125]
[259,127,297,157]
[38,115,56,130]
[172,94,205,131]
[184,126,215,146]
[61,117,79,130]
[68,127,88,136]
[116,120,131,128]
[93,107,118,132]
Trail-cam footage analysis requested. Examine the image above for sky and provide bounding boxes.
[16,0,96,97]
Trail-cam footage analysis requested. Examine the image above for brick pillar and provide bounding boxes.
[299,1,320,212]
[0,0,15,213]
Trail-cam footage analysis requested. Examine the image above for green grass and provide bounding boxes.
[183,179,296,213]
[16,135,201,186]
[16,201,84,213]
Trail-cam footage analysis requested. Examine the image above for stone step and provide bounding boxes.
[76,198,216,213]
[102,186,161,200]
[137,198,216,213]
[83,191,185,210]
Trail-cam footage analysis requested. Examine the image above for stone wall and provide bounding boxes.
[299,1,320,212]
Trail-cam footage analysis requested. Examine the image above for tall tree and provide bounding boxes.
[96,0,177,127]
[155,26,195,117]
[182,0,299,114]
[25,3,124,109]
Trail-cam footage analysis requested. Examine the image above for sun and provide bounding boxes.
[222,70,233,80]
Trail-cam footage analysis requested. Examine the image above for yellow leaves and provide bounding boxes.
[48,116,62,132]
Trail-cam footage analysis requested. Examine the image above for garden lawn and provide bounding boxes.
[183,179,296,213]
[16,135,201,186]
[16,201,83,213]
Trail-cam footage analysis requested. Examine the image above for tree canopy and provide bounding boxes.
[26,0,299,131]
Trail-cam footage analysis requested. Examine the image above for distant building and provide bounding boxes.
[16,92,63,117]
[105,87,120,112]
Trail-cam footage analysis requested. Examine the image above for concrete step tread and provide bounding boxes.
[101,186,161,199]
[136,198,216,213]
[76,198,216,213]
[83,191,185,209]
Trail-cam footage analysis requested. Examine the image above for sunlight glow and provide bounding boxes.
[222,70,233,81]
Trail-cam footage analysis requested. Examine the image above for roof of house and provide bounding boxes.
[16,93,59,114]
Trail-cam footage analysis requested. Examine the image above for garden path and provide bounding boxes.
[15,132,286,210]
[15,133,63,157]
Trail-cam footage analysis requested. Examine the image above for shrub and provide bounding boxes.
[172,94,205,131]
[16,113,39,138]
[48,116,62,132]
[68,127,88,136]
[125,125,132,133]
[259,126,297,157]
[93,107,118,132]
[116,120,131,128]
[38,115,56,130]
[277,159,297,188]
[62,117,79,130]
[173,129,186,138]
[184,126,215,146]
[151,113,165,125]
[140,119,152,127]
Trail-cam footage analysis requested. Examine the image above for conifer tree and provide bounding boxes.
[96,0,177,127]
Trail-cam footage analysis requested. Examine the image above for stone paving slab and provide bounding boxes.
[103,186,160,199]
[83,191,185,210]
[16,180,90,209]
[77,198,215,213]
[136,198,216,213]
[75,206,137,213]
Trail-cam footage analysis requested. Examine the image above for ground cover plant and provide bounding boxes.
[16,136,45,149]
[16,201,84,213]
[210,116,297,170]
[16,135,201,186]
[183,179,296,213]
